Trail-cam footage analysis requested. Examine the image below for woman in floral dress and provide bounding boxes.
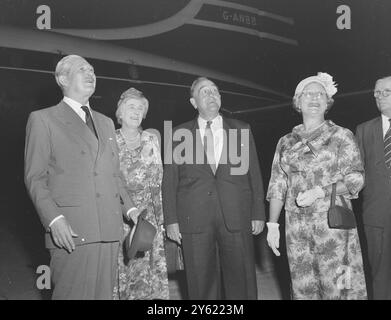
[112,87,169,300]
[266,73,367,299]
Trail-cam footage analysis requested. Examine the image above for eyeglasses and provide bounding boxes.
[301,91,327,99]
[374,89,391,98]
[199,86,220,97]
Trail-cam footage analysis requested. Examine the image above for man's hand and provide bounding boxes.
[296,186,325,207]
[50,217,78,253]
[166,223,182,245]
[266,222,280,256]
[252,220,265,235]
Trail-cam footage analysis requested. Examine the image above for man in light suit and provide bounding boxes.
[24,55,138,299]
[356,76,391,299]
[162,77,265,299]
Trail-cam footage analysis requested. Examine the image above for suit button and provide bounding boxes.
[81,151,86,155]
[96,193,101,198]
[94,172,98,176]
[208,191,212,196]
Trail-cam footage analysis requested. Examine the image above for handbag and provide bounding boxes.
[327,183,356,229]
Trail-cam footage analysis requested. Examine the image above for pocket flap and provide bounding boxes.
[53,195,81,207]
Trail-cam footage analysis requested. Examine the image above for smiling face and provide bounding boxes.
[299,82,328,118]
[190,79,221,120]
[374,77,391,118]
[60,57,96,103]
[118,98,145,129]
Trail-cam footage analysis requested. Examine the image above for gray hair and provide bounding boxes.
[115,87,149,125]
[54,55,86,89]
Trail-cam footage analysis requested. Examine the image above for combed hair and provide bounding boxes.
[54,55,85,89]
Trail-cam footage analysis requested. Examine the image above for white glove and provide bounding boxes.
[266,222,280,257]
[296,186,325,207]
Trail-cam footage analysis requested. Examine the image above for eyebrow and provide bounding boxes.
[198,84,218,93]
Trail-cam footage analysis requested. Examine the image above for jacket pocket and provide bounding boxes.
[53,195,81,207]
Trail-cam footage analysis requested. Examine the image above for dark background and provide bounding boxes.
[1,0,390,299]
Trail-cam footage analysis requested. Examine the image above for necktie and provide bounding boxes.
[384,119,391,168]
[204,120,216,174]
[81,106,98,138]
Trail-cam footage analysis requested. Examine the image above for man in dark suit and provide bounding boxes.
[162,77,265,299]
[356,76,391,299]
[24,55,138,299]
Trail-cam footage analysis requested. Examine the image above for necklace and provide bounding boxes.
[121,129,141,149]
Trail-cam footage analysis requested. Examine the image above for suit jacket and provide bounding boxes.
[356,116,391,227]
[162,116,265,233]
[24,101,134,248]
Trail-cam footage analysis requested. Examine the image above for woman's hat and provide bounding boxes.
[294,72,338,97]
[124,209,156,260]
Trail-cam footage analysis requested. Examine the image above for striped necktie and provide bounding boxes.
[81,106,98,139]
[204,120,216,174]
[384,119,391,168]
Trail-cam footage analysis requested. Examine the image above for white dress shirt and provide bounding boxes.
[198,114,224,167]
[382,114,391,138]
[63,96,92,122]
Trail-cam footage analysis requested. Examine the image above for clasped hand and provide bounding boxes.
[296,186,325,207]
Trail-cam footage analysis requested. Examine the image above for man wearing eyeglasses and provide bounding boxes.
[356,76,391,299]
[162,77,265,299]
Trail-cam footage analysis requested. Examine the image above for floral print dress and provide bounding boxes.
[113,130,169,300]
[267,120,367,299]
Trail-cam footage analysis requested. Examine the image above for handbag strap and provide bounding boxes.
[339,195,349,208]
[330,183,337,208]
[330,182,349,208]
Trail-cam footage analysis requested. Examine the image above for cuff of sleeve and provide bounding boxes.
[266,222,279,229]
[48,215,64,230]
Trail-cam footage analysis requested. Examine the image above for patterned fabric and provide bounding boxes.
[267,120,367,299]
[113,129,169,300]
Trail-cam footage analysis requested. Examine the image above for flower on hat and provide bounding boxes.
[316,72,338,97]
[294,72,338,98]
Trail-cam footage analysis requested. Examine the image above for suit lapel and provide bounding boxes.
[54,102,99,160]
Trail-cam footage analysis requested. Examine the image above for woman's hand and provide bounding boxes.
[266,222,280,256]
[296,186,325,207]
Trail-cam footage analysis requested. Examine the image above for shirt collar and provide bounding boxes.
[63,96,91,114]
[198,114,222,128]
[381,114,391,131]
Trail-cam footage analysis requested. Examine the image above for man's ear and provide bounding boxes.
[58,75,68,88]
[190,97,197,110]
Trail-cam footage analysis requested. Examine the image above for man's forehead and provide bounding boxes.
[71,57,92,68]
[197,80,217,92]
[376,77,391,88]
